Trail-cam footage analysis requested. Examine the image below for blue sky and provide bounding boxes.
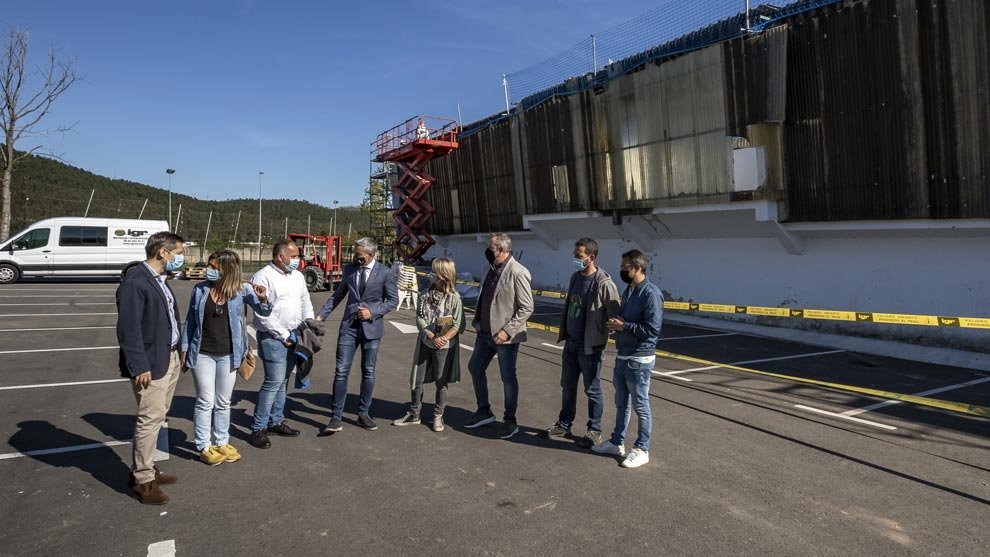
[3,0,660,208]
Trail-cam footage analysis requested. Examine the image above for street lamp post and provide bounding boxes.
[332,199,339,237]
[166,169,175,230]
[258,172,264,261]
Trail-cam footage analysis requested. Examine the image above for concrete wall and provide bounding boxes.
[428,212,990,352]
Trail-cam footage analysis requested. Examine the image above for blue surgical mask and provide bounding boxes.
[573,258,588,271]
[205,268,221,282]
[165,251,184,272]
[286,257,300,272]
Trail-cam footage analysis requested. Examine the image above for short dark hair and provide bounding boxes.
[272,239,297,259]
[621,249,649,270]
[145,232,184,259]
[575,238,599,258]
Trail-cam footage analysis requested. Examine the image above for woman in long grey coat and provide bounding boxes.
[393,258,463,432]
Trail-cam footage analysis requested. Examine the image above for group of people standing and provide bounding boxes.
[116,231,663,505]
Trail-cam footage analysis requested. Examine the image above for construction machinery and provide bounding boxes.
[372,116,459,263]
[288,232,345,292]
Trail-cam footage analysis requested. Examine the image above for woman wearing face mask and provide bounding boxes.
[181,250,272,466]
[393,258,464,432]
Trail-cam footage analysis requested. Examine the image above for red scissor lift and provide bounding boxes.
[373,116,459,263]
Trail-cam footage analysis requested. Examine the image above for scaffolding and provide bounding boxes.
[366,158,398,265]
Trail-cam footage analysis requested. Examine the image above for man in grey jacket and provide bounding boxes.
[546,238,621,448]
[464,233,534,439]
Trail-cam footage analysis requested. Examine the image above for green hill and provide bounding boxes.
[6,152,371,253]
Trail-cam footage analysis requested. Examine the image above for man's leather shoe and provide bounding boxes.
[267,422,300,437]
[250,429,272,449]
[154,466,177,485]
[132,480,169,505]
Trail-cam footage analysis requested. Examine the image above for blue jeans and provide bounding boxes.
[558,341,604,432]
[331,323,381,417]
[467,332,520,421]
[252,332,297,432]
[191,353,236,451]
[609,358,653,451]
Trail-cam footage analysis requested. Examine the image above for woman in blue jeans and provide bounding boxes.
[181,250,271,466]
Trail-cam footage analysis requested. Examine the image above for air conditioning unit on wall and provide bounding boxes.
[733,146,768,192]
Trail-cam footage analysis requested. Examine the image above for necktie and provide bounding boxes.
[358,267,367,297]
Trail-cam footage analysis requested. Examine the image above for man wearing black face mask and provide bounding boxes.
[317,237,399,434]
[464,233,534,439]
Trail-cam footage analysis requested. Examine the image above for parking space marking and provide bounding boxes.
[0,313,116,317]
[0,346,117,355]
[841,376,990,416]
[661,332,737,341]
[664,350,845,374]
[0,302,116,306]
[147,540,176,557]
[0,289,117,292]
[0,440,132,460]
[0,326,115,333]
[0,378,129,391]
[0,295,115,298]
[541,343,563,350]
[651,370,694,382]
[793,404,898,430]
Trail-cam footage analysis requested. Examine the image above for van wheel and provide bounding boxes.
[0,263,19,284]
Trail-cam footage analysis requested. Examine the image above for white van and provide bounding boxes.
[0,217,170,284]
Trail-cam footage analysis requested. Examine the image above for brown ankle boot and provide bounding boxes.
[132,480,169,505]
[154,466,178,485]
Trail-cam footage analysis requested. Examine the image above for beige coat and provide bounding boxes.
[472,257,534,344]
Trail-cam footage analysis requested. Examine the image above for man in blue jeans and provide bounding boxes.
[592,249,663,469]
[464,233,534,439]
[546,238,620,448]
[317,237,398,434]
[249,239,314,449]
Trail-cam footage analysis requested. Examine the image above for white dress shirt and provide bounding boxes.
[251,262,314,341]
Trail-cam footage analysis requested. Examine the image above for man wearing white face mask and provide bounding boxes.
[248,239,314,449]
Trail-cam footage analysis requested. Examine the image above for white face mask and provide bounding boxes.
[286,257,300,272]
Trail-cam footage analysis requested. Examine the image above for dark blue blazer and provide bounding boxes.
[116,263,181,379]
[318,261,399,340]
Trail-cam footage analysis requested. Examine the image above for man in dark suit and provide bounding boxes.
[116,231,185,505]
[317,237,398,433]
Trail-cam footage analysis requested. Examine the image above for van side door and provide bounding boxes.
[5,228,53,276]
[54,226,109,275]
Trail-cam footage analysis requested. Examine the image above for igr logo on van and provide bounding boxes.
[115,229,149,237]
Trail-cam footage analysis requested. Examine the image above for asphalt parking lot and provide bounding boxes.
[0,279,987,556]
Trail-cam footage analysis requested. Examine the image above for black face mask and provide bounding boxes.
[620,270,632,284]
[354,256,367,267]
[484,248,497,265]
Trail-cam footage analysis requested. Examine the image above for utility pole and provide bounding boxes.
[502,74,511,114]
[202,210,213,260]
[83,189,95,217]
[591,34,597,72]
[174,204,183,234]
[745,0,752,32]
[232,210,241,246]
[257,171,264,261]
[166,169,175,229]
[332,199,339,236]
[307,214,311,237]
[138,199,148,219]
[284,216,288,238]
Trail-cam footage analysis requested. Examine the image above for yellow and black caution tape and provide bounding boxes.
[414,271,989,329]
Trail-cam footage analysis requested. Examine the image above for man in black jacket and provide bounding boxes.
[116,231,185,505]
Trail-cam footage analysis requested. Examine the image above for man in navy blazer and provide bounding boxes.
[116,231,185,505]
[317,237,398,433]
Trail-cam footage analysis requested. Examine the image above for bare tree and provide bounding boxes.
[0,27,78,241]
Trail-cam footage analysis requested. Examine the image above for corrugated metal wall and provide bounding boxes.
[425,0,990,234]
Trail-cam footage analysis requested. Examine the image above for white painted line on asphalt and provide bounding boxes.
[0,295,115,298]
[541,342,563,350]
[460,344,473,351]
[0,326,116,333]
[794,404,898,430]
[841,376,990,416]
[0,288,116,292]
[661,332,737,341]
[0,313,116,317]
[0,346,117,355]
[669,350,846,374]
[389,321,420,334]
[651,370,694,382]
[147,540,176,557]
[0,302,116,306]
[0,378,129,391]
[0,440,132,460]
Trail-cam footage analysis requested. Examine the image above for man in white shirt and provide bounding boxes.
[249,239,314,449]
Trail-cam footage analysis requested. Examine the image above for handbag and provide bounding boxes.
[237,311,256,381]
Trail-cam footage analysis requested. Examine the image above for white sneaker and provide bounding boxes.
[591,440,626,457]
[621,448,649,468]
